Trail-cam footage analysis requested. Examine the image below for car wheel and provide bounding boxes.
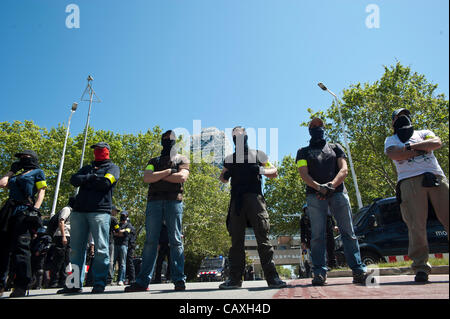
[361,251,381,265]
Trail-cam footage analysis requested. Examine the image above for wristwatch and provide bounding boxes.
[405,142,411,151]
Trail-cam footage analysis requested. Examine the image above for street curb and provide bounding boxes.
[327,265,449,277]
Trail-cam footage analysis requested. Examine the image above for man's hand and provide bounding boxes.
[62,235,68,246]
[317,183,335,200]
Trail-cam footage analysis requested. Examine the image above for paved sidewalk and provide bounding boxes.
[274,275,449,299]
[1,275,448,300]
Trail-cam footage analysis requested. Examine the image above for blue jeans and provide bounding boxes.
[306,192,367,277]
[114,244,128,282]
[69,211,110,288]
[136,200,186,287]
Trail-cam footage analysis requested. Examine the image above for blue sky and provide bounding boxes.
[0,0,448,163]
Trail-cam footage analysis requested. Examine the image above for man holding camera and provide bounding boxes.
[296,118,367,286]
[385,108,449,283]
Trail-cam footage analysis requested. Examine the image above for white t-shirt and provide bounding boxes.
[384,130,445,182]
[54,206,71,237]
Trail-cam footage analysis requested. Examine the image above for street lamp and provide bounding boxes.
[50,102,78,217]
[317,82,363,209]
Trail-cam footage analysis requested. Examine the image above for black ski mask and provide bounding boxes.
[20,156,40,170]
[161,131,176,156]
[393,115,414,143]
[309,126,326,148]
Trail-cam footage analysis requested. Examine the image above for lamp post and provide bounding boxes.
[317,82,363,209]
[50,102,78,217]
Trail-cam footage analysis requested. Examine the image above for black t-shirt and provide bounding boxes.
[145,154,190,201]
[296,143,347,194]
[223,149,268,194]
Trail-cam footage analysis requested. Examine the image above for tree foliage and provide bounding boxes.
[263,155,305,236]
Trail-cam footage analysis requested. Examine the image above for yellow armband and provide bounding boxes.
[104,173,116,184]
[36,180,47,190]
[296,160,307,168]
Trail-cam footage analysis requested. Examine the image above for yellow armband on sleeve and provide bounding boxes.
[296,160,307,168]
[36,180,47,190]
[104,173,116,184]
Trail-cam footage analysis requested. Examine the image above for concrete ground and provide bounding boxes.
[1,274,448,300]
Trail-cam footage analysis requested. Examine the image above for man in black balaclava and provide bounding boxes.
[218,126,287,290]
[125,130,190,292]
[296,118,367,286]
[0,150,47,297]
[385,108,448,283]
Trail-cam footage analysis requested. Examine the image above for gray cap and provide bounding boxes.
[90,142,110,150]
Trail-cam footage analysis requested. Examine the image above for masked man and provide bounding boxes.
[57,142,120,294]
[125,130,189,292]
[218,126,287,289]
[0,150,47,297]
[296,118,367,286]
[385,108,449,283]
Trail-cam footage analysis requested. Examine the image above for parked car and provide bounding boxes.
[335,197,448,265]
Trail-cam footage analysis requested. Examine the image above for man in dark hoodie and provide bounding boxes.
[125,130,189,292]
[57,142,120,294]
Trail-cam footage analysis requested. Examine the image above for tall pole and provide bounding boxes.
[75,75,101,195]
[50,103,78,217]
[79,76,95,170]
[318,83,363,209]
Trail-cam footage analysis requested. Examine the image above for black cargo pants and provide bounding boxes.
[0,211,34,290]
[227,193,277,281]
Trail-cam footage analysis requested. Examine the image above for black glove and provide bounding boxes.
[317,183,335,200]
[10,161,23,174]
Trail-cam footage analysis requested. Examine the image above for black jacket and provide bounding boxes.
[114,221,132,246]
[70,160,120,213]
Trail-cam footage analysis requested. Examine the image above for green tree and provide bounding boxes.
[182,159,231,281]
[264,155,305,236]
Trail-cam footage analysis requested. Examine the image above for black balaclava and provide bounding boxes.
[20,156,40,171]
[309,126,326,148]
[394,115,414,143]
[232,127,249,159]
[161,130,176,156]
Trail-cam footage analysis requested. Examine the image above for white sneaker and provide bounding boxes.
[118,281,124,286]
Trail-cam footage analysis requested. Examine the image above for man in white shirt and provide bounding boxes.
[385,108,449,283]
[49,197,73,288]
